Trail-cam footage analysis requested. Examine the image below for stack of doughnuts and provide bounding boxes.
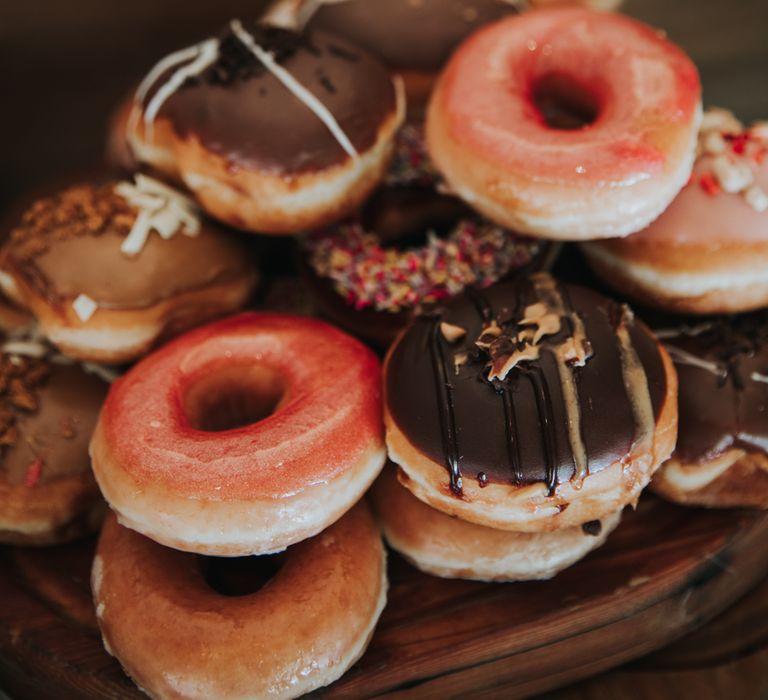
[7,1,768,698]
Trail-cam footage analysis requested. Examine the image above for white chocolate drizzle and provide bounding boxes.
[115,175,200,257]
[72,294,98,323]
[229,19,359,159]
[140,38,221,139]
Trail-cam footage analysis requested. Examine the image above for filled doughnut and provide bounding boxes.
[384,272,677,531]
[0,176,257,363]
[371,465,621,581]
[582,109,768,313]
[302,125,549,348]
[128,20,404,234]
[651,314,768,509]
[0,335,109,545]
[91,312,386,555]
[93,502,387,700]
[426,7,702,240]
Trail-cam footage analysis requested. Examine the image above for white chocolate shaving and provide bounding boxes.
[229,19,359,160]
[745,185,768,213]
[115,175,200,256]
[700,107,743,135]
[0,339,48,358]
[142,38,220,139]
[72,294,99,323]
[711,154,754,194]
[664,344,726,378]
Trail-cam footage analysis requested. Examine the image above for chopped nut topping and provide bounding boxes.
[475,320,502,349]
[440,322,467,343]
[0,352,50,451]
[453,352,468,375]
[488,343,541,381]
[518,302,561,344]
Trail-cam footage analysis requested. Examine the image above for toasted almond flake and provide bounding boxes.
[72,294,98,322]
[440,322,467,342]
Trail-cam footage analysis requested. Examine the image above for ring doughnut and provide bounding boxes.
[371,465,621,581]
[91,312,386,555]
[650,314,768,509]
[128,21,404,234]
[0,177,257,363]
[302,125,548,348]
[582,109,768,314]
[426,7,702,240]
[384,273,677,532]
[92,502,387,700]
[0,336,108,545]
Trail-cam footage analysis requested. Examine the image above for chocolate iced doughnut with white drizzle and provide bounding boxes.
[0,335,109,545]
[128,20,404,234]
[0,176,257,363]
[651,314,768,509]
[384,272,678,532]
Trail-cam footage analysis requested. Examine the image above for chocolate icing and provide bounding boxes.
[307,0,516,72]
[386,275,667,493]
[659,314,768,463]
[153,25,397,174]
[1,359,107,486]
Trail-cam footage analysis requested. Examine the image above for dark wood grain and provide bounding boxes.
[1,496,767,699]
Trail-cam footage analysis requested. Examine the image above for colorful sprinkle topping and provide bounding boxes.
[304,125,541,313]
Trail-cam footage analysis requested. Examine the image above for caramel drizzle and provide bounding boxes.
[615,307,655,455]
[529,273,591,484]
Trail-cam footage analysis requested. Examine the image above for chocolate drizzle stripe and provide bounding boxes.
[531,274,590,483]
[524,366,559,494]
[500,386,523,484]
[429,318,462,495]
[616,315,655,454]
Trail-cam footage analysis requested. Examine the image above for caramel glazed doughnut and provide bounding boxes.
[582,110,768,314]
[384,272,678,533]
[127,19,404,234]
[91,313,386,556]
[93,503,387,700]
[650,314,768,509]
[371,465,621,582]
[0,176,257,364]
[426,7,702,240]
[0,334,109,545]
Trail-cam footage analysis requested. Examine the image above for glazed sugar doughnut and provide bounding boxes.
[582,110,768,314]
[0,176,257,363]
[650,315,768,509]
[371,466,621,582]
[128,21,404,234]
[91,312,386,555]
[426,8,702,240]
[384,273,677,532]
[0,336,109,545]
[93,503,387,700]
[302,125,549,348]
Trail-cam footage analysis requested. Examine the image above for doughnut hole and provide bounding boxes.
[362,186,472,249]
[198,552,285,596]
[183,365,287,432]
[530,72,601,130]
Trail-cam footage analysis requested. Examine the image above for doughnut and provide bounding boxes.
[371,465,621,581]
[384,272,677,532]
[650,315,768,509]
[582,110,768,313]
[93,502,387,700]
[0,335,109,545]
[272,1,622,112]
[302,125,549,348]
[0,176,257,364]
[90,312,386,556]
[426,8,702,240]
[128,21,404,234]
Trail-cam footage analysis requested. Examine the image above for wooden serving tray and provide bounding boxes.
[1,495,767,700]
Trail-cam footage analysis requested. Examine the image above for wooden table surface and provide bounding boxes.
[1,1,768,699]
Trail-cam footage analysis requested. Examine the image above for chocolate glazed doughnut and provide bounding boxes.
[651,315,768,509]
[128,22,404,234]
[384,273,677,531]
